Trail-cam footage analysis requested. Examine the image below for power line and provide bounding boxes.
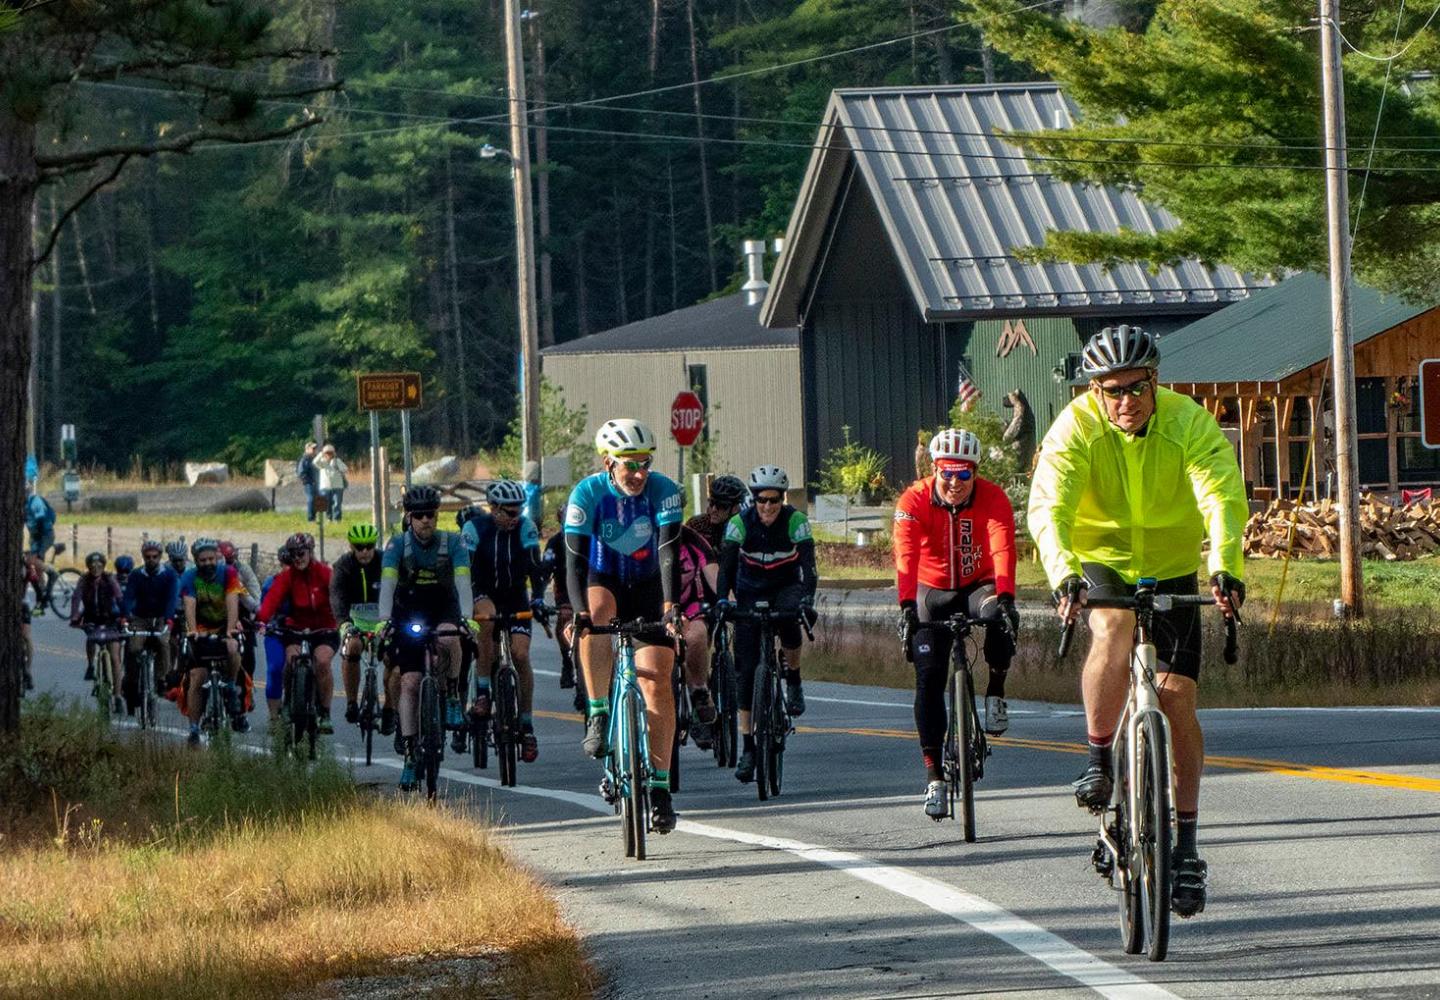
[1352,0,1407,240]
[1328,2,1440,61]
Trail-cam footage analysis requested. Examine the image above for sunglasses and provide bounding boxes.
[754,494,784,506]
[1095,378,1153,399]
[352,543,375,552]
[618,457,653,472]
[708,498,736,509]
[937,468,974,482]
[410,510,437,521]
[495,506,522,517]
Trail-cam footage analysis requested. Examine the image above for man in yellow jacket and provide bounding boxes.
[1028,324,1248,919]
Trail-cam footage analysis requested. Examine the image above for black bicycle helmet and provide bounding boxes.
[114,555,135,574]
[1080,324,1160,378]
[456,503,485,529]
[402,484,442,513]
[708,474,747,506]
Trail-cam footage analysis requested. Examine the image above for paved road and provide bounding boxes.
[28,613,1440,999]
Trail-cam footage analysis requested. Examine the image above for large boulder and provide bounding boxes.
[86,494,139,513]
[412,455,461,485]
[207,489,272,514]
[185,462,230,486]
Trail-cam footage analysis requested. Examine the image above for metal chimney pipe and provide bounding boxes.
[741,239,768,307]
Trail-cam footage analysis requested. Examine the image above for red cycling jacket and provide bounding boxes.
[258,561,337,631]
[893,475,1017,603]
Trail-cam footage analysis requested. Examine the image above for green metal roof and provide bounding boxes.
[1157,272,1435,385]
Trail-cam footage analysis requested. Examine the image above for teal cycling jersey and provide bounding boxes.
[378,529,472,623]
[564,471,683,584]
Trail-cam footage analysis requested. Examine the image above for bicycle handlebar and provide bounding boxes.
[1056,592,1239,665]
[472,604,557,638]
[581,617,664,637]
[705,602,815,642]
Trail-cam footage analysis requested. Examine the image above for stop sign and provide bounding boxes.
[670,391,705,448]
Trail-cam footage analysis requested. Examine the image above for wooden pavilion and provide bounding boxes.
[1157,273,1440,499]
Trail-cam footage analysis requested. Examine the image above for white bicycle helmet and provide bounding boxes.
[1080,324,1159,378]
[486,479,526,506]
[929,429,982,464]
[595,418,657,455]
[748,465,789,492]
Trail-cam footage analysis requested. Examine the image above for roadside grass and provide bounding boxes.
[0,700,595,1000]
[58,509,323,537]
[804,605,1440,709]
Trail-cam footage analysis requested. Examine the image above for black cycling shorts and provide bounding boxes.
[589,572,668,648]
[1081,563,1201,681]
[475,589,532,637]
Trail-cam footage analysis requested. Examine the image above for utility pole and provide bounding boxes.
[1320,0,1364,616]
[504,0,543,467]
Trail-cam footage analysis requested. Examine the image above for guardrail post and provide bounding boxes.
[106,526,112,558]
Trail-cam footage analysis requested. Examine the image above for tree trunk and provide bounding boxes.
[643,202,655,318]
[1,109,38,736]
[648,0,663,77]
[70,204,98,316]
[143,150,161,338]
[611,180,628,326]
[530,7,555,348]
[575,234,590,337]
[444,151,472,454]
[934,32,953,84]
[49,192,62,463]
[667,153,679,312]
[685,0,718,293]
[980,37,996,84]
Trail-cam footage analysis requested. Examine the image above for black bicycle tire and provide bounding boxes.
[49,568,81,617]
[139,650,156,730]
[669,665,683,793]
[292,663,312,760]
[93,646,111,715]
[361,665,377,766]
[1141,712,1173,962]
[1117,728,1144,955]
[959,667,977,843]
[626,692,647,860]
[753,654,772,802]
[420,676,441,801]
[497,668,518,788]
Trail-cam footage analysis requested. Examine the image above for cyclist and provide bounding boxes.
[893,429,1020,820]
[676,522,720,746]
[715,465,817,784]
[260,546,293,720]
[331,522,385,728]
[23,484,57,610]
[165,538,190,577]
[179,537,248,742]
[541,506,577,697]
[219,541,261,684]
[69,551,127,714]
[684,473,747,551]
[376,485,472,792]
[564,418,684,833]
[462,480,546,761]
[112,554,135,593]
[1028,324,1247,919]
[258,532,340,735]
[123,539,180,699]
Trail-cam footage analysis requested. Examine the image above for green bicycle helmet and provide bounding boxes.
[347,522,380,546]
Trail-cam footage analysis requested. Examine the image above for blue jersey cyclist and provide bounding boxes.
[461,479,547,764]
[377,484,473,792]
[564,418,684,835]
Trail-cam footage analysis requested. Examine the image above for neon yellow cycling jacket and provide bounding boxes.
[1027,386,1248,589]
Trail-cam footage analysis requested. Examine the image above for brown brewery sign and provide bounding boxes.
[357,372,422,411]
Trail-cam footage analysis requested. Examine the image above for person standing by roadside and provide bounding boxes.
[316,444,348,521]
[297,441,320,522]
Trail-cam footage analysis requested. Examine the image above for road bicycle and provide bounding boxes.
[392,622,459,802]
[275,626,328,761]
[124,625,169,731]
[927,612,1012,842]
[182,632,242,746]
[79,623,121,717]
[586,619,662,860]
[1059,579,1238,962]
[349,604,385,766]
[706,610,738,769]
[725,602,814,802]
[469,606,553,787]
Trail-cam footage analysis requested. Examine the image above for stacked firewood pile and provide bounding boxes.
[1244,494,1440,561]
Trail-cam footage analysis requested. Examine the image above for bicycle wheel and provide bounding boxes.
[496,668,518,788]
[669,675,684,793]
[712,644,736,769]
[49,568,80,617]
[290,665,312,759]
[618,692,637,857]
[956,667,977,843]
[361,666,378,766]
[625,692,648,861]
[420,676,442,801]
[753,658,773,802]
[1138,712,1173,962]
[1116,728,1144,955]
[764,664,784,797]
[93,647,112,715]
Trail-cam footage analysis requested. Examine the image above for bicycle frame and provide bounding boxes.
[1096,629,1171,874]
[606,632,652,804]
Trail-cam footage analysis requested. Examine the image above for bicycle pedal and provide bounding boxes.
[598,777,618,804]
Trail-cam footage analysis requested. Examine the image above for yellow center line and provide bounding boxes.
[539,711,1440,794]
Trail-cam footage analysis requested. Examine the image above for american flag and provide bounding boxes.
[956,362,982,412]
